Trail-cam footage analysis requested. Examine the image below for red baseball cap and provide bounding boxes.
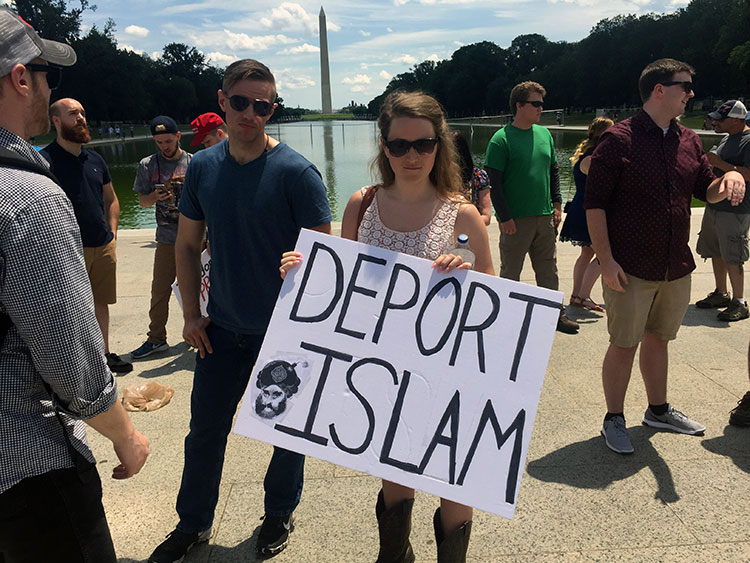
[190,112,224,146]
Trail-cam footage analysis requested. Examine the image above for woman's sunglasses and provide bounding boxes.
[384,137,439,157]
[25,63,62,90]
[228,95,274,116]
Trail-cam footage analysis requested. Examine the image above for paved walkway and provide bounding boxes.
[95,210,750,562]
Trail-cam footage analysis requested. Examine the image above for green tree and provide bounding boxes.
[12,0,95,42]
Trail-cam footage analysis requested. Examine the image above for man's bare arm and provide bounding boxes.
[175,214,211,357]
[587,208,627,292]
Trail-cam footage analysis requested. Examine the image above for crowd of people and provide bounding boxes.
[1,6,749,563]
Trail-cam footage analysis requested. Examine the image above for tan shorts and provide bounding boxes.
[602,273,691,348]
[696,207,750,265]
[83,238,117,304]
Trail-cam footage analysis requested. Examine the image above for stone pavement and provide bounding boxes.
[94,209,750,562]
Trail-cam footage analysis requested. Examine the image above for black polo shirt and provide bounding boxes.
[41,141,114,248]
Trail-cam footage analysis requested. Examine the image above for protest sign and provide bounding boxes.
[172,249,210,317]
[234,229,561,519]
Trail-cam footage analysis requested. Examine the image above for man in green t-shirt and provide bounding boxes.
[484,81,578,334]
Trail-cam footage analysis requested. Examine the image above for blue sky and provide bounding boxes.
[26,0,691,109]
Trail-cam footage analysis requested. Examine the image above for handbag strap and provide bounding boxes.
[356,185,378,239]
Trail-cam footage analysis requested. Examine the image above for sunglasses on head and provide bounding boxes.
[384,137,439,157]
[228,95,274,116]
[520,100,543,108]
[25,63,62,90]
[660,80,693,94]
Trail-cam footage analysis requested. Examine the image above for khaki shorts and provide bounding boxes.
[696,207,750,265]
[602,273,691,348]
[83,238,117,304]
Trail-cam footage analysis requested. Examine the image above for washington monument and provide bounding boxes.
[319,6,333,114]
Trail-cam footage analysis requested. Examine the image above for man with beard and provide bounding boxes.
[42,98,132,373]
[254,360,302,419]
[131,116,192,359]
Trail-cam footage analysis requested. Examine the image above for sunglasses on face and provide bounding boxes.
[25,63,62,90]
[660,81,693,94]
[520,100,543,108]
[228,94,273,116]
[384,137,439,157]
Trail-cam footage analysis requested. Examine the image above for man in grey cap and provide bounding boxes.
[0,7,149,561]
[131,115,192,359]
[696,99,750,322]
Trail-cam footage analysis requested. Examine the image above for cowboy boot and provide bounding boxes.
[433,507,472,563]
[375,490,415,563]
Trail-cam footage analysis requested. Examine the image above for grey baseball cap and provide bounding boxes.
[0,7,77,78]
[708,100,748,121]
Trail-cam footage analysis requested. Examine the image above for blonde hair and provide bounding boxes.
[570,117,614,165]
[372,91,462,200]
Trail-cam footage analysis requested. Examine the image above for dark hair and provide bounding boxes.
[372,91,462,199]
[451,130,474,184]
[222,59,277,101]
[638,58,695,103]
[509,81,546,115]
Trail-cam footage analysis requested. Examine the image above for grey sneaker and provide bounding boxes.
[131,340,169,359]
[717,298,749,322]
[642,405,706,435]
[601,415,634,454]
[695,290,731,309]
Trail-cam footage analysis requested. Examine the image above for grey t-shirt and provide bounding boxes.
[710,129,750,214]
[133,150,192,243]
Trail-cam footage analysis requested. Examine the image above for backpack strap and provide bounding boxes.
[0,146,59,184]
[0,147,58,348]
[356,185,378,239]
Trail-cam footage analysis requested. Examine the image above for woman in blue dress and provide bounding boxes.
[559,117,613,312]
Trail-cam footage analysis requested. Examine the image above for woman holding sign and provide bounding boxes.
[282,91,493,562]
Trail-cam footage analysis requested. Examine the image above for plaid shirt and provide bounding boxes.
[0,127,117,494]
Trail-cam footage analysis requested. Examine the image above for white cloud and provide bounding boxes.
[190,30,297,51]
[278,43,320,55]
[350,85,367,92]
[387,27,393,32]
[150,51,161,60]
[275,68,316,91]
[206,51,236,66]
[392,54,417,64]
[124,25,149,37]
[259,2,340,36]
[360,63,369,69]
[426,53,440,62]
[121,44,145,55]
[379,70,392,80]
[454,40,464,47]
[359,30,371,37]
[342,74,372,85]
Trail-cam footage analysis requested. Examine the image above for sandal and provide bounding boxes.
[569,295,583,307]
[580,297,604,312]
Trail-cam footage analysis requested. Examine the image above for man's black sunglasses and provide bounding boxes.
[228,95,274,116]
[520,100,543,108]
[384,137,439,157]
[25,63,62,90]
[660,81,693,93]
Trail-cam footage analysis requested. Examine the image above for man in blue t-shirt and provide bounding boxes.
[148,59,332,563]
[42,98,132,373]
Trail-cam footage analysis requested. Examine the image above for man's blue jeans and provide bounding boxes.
[175,323,305,533]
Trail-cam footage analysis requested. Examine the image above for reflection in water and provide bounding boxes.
[95,121,588,229]
[322,123,338,218]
